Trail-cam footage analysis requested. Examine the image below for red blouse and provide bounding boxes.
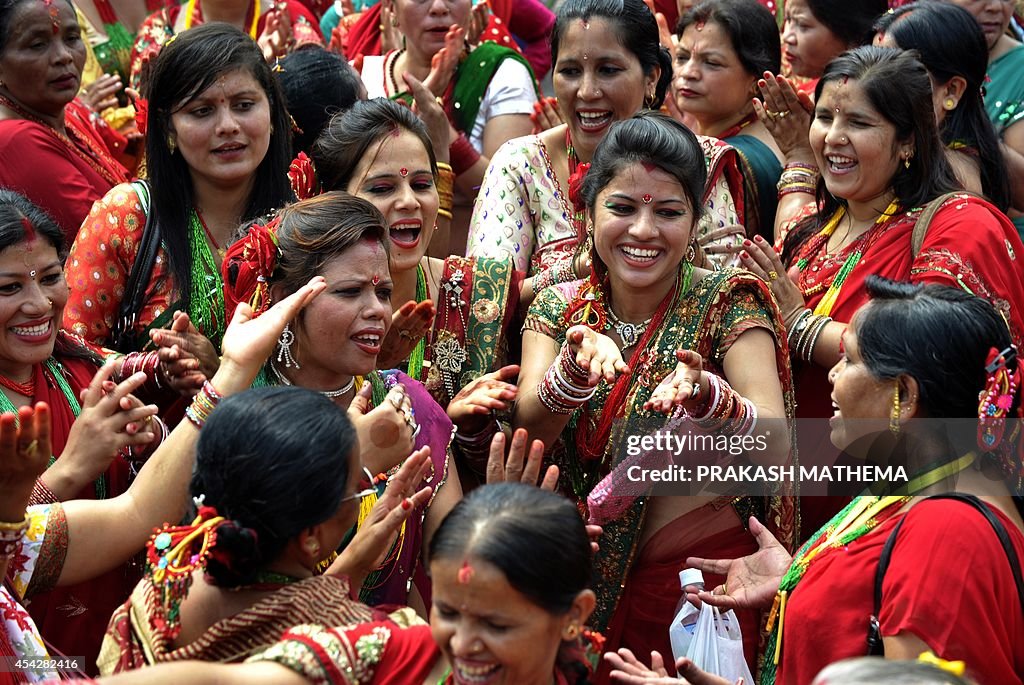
[778,499,1024,684]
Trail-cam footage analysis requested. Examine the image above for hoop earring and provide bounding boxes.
[644,93,655,109]
[277,323,301,369]
[889,380,901,435]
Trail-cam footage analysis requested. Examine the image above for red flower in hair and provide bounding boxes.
[221,218,281,321]
[567,161,591,212]
[289,152,320,200]
[134,97,149,137]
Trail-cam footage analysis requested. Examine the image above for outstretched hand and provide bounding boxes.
[684,516,791,612]
[645,350,704,414]
[567,325,629,386]
[448,364,519,433]
[607,648,735,685]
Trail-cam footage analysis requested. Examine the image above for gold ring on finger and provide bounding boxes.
[777,110,790,118]
[24,439,38,457]
[765,109,780,120]
[768,270,779,281]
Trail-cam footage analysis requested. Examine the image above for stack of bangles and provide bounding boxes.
[787,308,832,363]
[449,133,480,177]
[436,161,455,221]
[532,257,577,293]
[690,373,758,436]
[453,418,502,467]
[116,351,167,389]
[0,515,28,558]
[776,162,820,198]
[184,380,223,429]
[537,343,596,414]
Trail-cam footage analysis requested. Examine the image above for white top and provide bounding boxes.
[360,52,537,152]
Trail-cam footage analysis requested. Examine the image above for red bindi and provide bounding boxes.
[641,194,653,204]
[399,167,408,178]
[457,560,474,584]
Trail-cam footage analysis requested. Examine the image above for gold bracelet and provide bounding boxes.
[0,515,29,531]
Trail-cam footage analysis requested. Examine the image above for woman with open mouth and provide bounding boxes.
[312,99,525,486]
[0,190,209,673]
[468,0,747,282]
[652,277,1024,685]
[63,24,293,368]
[222,190,461,613]
[513,111,796,680]
[740,46,1024,536]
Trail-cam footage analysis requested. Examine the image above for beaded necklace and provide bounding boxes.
[405,264,429,380]
[91,0,135,84]
[0,94,124,187]
[761,453,979,684]
[573,265,691,466]
[0,360,105,499]
[188,211,226,349]
[0,373,34,397]
[796,199,900,316]
[183,0,259,37]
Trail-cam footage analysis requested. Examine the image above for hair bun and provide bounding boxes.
[206,519,263,588]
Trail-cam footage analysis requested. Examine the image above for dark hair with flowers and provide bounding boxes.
[222,192,389,320]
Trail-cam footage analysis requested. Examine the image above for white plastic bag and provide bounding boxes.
[684,603,755,684]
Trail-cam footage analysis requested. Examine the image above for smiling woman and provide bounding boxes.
[62,23,293,356]
[0,0,128,239]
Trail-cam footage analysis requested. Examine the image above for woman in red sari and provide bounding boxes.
[0,0,127,240]
[741,46,1024,534]
[0,191,202,674]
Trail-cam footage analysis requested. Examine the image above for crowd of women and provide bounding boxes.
[0,0,1022,682]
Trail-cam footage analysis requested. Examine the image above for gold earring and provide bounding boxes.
[167,135,177,154]
[564,624,580,640]
[889,380,901,435]
[686,241,697,263]
[645,93,655,109]
[944,97,956,111]
[904,156,911,170]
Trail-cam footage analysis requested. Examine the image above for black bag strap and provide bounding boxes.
[868,493,1024,655]
[110,180,162,352]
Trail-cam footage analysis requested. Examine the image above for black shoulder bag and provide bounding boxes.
[109,180,162,353]
[867,493,1024,655]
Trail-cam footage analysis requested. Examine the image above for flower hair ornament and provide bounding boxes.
[144,503,226,638]
[288,152,320,201]
[977,345,1019,452]
[222,216,282,321]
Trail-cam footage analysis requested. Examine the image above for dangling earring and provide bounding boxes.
[686,241,697,263]
[167,134,177,154]
[889,380,901,435]
[644,92,655,109]
[903,156,911,170]
[277,323,301,369]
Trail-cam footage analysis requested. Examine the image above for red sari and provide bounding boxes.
[789,194,1024,534]
[0,98,127,242]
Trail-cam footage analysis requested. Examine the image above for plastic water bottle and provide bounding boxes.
[669,568,704,664]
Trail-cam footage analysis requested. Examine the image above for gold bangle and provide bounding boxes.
[0,515,29,531]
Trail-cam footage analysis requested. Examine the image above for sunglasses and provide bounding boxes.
[341,467,379,503]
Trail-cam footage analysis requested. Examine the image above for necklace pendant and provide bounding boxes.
[617,323,640,347]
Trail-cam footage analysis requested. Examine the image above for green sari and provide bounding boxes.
[524,267,798,630]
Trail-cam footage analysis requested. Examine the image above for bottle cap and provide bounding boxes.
[679,568,704,588]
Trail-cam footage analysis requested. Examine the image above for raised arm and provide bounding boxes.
[55,278,327,587]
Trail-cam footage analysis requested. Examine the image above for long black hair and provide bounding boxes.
[143,23,293,315]
[192,386,356,587]
[782,46,961,265]
[875,1,1010,212]
[551,0,672,108]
